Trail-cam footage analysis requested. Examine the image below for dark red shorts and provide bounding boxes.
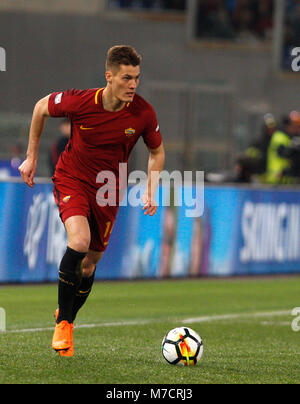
[53,175,119,252]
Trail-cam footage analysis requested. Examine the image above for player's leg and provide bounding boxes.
[69,206,118,323]
[55,250,103,357]
[56,215,90,323]
[71,250,104,322]
[52,176,92,353]
[52,215,90,352]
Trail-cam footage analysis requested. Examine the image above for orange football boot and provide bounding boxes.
[53,309,74,357]
[59,323,74,357]
[52,309,73,356]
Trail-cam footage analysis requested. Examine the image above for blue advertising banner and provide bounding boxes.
[0,160,21,178]
[167,186,300,277]
[0,181,169,282]
[233,188,300,275]
[0,180,300,283]
[0,182,67,283]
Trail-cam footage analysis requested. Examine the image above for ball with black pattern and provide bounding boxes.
[161,327,204,366]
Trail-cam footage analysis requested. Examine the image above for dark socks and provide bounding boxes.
[57,246,87,324]
[71,272,95,323]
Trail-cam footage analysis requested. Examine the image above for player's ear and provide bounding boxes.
[105,70,113,84]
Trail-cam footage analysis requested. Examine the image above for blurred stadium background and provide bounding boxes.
[0,0,300,282]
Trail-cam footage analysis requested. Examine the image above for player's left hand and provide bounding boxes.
[142,194,158,216]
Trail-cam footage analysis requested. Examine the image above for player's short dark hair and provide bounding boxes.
[106,45,142,71]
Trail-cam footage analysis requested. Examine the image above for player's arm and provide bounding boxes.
[19,95,50,187]
[142,143,165,216]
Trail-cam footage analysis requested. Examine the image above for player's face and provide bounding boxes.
[110,64,140,103]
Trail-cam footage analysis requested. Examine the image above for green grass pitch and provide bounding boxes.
[0,277,300,384]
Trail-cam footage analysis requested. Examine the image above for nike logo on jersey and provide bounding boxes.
[62,195,71,203]
[80,125,95,130]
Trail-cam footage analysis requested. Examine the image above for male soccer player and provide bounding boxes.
[19,45,165,357]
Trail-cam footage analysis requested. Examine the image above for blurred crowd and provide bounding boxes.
[285,0,300,46]
[113,0,186,10]
[196,0,274,41]
[114,0,299,72]
[221,111,300,185]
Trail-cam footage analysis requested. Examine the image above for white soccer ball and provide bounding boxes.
[161,327,204,366]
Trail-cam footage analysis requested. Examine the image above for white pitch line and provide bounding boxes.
[3,319,153,334]
[0,309,292,335]
[183,310,291,324]
[260,321,290,326]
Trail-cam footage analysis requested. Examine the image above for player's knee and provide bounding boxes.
[68,236,90,254]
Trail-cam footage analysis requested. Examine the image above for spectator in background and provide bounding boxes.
[49,118,71,176]
[232,0,258,41]
[291,3,300,45]
[161,0,186,10]
[118,0,134,8]
[232,113,276,183]
[254,0,273,39]
[117,0,186,10]
[286,111,300,179]
[233,155,254,183]
[196,0,236,39]
[265,112,300,184]
[143,0,156,8]
[206,113,277,184]
[245,113,277,174]
[118,0,157,9]
[196,0,273,41]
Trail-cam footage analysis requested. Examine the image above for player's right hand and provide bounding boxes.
[142,193,158,216]
[18,158,37,188]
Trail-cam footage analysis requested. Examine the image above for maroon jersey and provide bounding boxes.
[48,88,162,188]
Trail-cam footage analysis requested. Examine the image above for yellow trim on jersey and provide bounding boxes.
[95,88,104,105]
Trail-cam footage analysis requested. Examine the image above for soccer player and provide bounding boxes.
[19,45,165,357]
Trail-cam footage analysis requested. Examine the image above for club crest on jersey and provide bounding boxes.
[125,128,136,137]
